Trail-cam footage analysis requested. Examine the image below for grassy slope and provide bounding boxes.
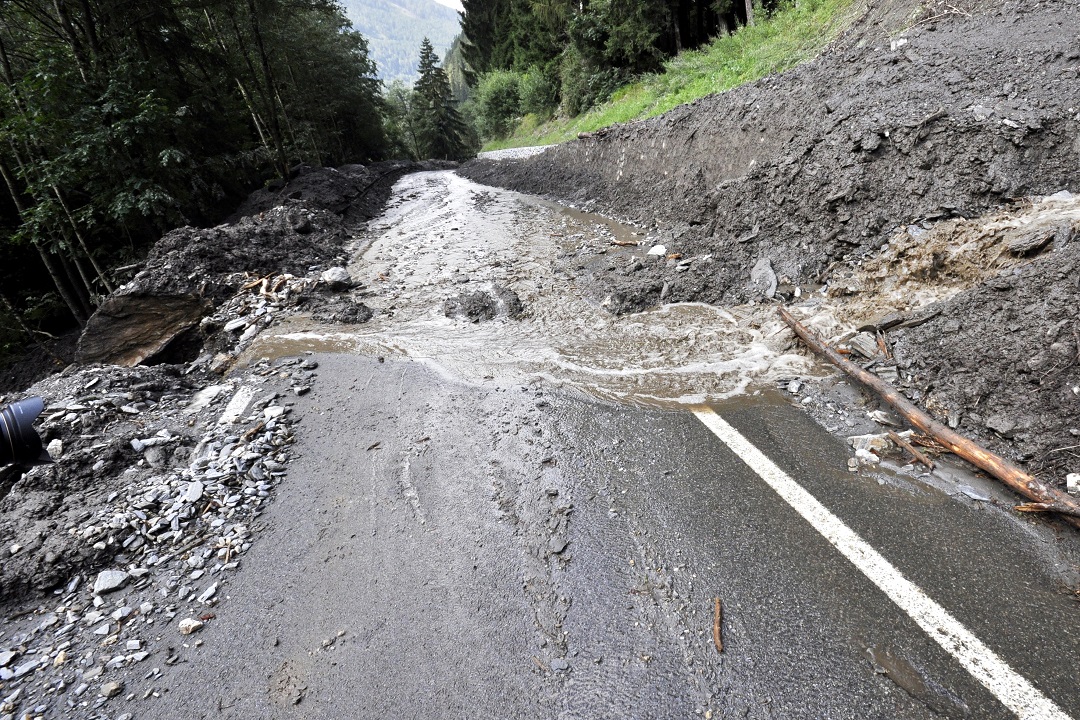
[483,0,864,150]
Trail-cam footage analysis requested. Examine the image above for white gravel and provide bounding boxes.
[476,145,549,161]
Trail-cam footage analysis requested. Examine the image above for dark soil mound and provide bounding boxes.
[0,333,77,395]
[229,160,455,225]
[461,0,1080,312]
[891,241,1080,481]
[74,161,451,368]
[443,286,525,322]
[459,0,1080,487]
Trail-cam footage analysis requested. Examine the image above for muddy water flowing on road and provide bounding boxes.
[248,170,818,406]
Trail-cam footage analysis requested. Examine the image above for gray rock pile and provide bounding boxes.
[0,355,314,719]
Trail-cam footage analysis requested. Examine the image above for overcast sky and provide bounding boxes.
[432,0,463,10]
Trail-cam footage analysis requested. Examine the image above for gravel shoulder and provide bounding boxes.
[134,354,566,719]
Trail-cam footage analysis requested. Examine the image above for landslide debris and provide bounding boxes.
[462,0,1080,310]
[0,356,315,718]
[76,161,451,367]
[443,286,525,322]
[460,0,1080,489]
[0,160,432,719]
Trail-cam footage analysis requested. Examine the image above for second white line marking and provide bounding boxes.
[692,407,1071,720]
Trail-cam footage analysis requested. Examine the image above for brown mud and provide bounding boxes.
[460,0,1080,489]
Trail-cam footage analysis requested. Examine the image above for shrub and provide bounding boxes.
[519,66,559,118]
[473,70,522,139]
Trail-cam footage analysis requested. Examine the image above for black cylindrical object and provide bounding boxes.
[0,396,50,467]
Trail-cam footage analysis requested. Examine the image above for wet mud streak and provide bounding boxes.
[248,170,815,406]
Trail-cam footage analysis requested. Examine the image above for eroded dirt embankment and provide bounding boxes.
[461,0,1080,485]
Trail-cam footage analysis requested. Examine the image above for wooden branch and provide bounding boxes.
[886,430,935,471]
[712,598,723,653]
[778,306,1080,530]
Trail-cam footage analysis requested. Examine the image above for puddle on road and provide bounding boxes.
[245,170,818,407]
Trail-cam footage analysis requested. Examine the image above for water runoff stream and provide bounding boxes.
[245,169,820,406]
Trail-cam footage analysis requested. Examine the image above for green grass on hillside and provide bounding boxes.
[483,0,862,150]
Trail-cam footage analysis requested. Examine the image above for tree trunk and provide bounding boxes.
[59,251,94,319]
[0,159,87,325]
[203,9,272,150]
[0,292,67,364]
[244,0,290,176]
[778,306,1080,529]
[51,185,114,294]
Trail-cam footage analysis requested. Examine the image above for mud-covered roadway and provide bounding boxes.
[147,171,1079,720]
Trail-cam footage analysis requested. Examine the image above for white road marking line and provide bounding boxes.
[398,457,427,525]
[692,407,1072,720]
[217,385,256,425]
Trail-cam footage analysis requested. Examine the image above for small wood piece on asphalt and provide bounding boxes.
[778,306,1080,529]
[712,598,723,653]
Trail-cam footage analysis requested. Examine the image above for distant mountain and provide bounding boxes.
[342,0,461,85]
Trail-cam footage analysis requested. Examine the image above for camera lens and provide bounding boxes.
[0,397,47,467]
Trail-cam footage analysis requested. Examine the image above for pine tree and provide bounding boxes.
[459,0,512,80]
[413,38,474,161]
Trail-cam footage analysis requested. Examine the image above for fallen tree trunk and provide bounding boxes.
[778,306,1080,530]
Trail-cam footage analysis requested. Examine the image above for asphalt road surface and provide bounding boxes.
[141,353,1080,720]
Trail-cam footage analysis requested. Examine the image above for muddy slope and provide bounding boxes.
[460,0,1080,488]
[462,0,1080,311]
[890,240,1080,480]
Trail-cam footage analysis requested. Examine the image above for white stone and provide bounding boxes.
[847,434,891,454]
[46,438,63,458]
[185,385,231,416]
[93,570,130,595]
[100,680,124,698]
[263,406,286,420]
[320,267,352,289]
[854,448,880,465]
[12,658,42,678]
[181,480,204,504]
[646,244,667,256]
[197,583,218,603]
[1067,473,1080,496]
[178,618,204,635]
[223,317,249,333]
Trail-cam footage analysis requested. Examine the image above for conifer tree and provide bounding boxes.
[413,38,474,161]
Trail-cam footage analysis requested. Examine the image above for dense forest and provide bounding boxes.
[461,0,775,135]
[0,0,471,367]
[341,0,460,84]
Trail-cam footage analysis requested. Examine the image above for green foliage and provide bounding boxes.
[473,70,522,139]
[0,0,393,343]
[485,0,858,149]
[461,0,752,124]
[519,66,559,118]
[443,35,473,105]
[383,80,423,160]
[413,38,476,160]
